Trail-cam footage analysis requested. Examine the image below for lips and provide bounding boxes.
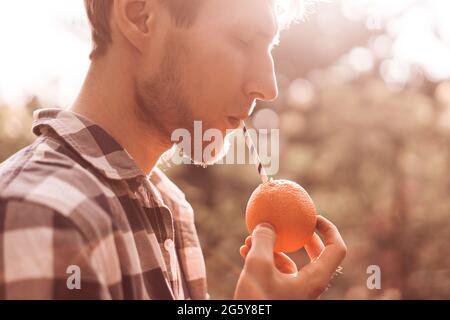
[230,111,252,122]
[227,102,256,128]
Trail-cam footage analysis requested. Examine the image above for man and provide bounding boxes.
[0,0,346,299]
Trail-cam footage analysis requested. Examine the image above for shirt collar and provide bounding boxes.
[32,108,146,180]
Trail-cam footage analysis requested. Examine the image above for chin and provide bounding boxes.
[190,135,231,166]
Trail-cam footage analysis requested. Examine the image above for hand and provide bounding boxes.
[234,215,347,300]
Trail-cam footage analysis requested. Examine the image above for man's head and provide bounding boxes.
[84,0,304,164]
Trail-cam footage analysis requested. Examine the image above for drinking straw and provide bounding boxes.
[242,124,343,275]
[242,123,270,184]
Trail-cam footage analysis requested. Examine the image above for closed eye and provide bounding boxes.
[236,36,252,48]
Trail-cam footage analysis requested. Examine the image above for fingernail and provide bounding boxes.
[253,223,275,235]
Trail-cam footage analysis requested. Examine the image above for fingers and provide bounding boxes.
[239,236,252,258]
[274,253,298,274]
[241,236,297,274]
[312,215,347,276]
[240,215,347,287]
[291,216,346,299]
[305,233,325,261]
[240,244,250,258]
[241,245,297,274]
[243,230,325,263]
[246,223,276,263]
[245,236,251,247]
[242,224,277,275]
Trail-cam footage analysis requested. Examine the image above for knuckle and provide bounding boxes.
[338,243,348,260]
[253,226,275,242]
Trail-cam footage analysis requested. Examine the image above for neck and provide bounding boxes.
[70,58,172,174]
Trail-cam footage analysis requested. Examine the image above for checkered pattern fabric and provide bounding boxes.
[0,108,207,300]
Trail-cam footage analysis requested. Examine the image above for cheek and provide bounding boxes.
[193,45,245,114]
[209,47,244,90]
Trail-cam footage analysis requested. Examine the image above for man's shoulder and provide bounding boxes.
[0,135,114,221]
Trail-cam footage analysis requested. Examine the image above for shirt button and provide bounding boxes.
[164,239,174,251]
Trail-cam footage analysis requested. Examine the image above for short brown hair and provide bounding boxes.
[84,0,205,60]
[84,0,305,60]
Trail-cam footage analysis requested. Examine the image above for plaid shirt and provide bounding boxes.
[0,108,207,300]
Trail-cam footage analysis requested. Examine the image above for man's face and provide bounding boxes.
[134,0,279,163]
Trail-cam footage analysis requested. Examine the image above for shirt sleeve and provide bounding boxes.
[0,199,112,299]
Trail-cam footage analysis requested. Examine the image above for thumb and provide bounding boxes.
[247,223,276,264]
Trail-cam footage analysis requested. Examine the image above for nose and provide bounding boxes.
[245,52,279,102]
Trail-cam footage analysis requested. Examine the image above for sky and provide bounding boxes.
[0,0,449,108]
[0,0,90,107]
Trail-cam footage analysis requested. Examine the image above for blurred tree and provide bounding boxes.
[1,1,450,300]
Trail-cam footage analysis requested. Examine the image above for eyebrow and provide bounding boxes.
[256,5,281,44]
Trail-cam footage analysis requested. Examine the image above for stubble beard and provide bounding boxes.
[133,35,231,167]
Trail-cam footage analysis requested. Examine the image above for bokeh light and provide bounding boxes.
[1,0,450,300]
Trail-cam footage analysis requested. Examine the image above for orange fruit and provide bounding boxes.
[245,179,317,253]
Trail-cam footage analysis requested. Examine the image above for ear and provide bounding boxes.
[112,0,157,54]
